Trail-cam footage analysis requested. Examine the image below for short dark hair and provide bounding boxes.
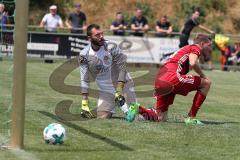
[163,15,167,19]
[136,8,142,12]
[87,24,100,37]
[116,11,122,15]
[193,9,200,13]
[74,3,81,7]
[193,34,211,44]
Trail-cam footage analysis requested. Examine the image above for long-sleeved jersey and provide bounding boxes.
[79,41,128,95]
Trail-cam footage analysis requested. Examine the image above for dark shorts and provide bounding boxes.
[179,34,189,48]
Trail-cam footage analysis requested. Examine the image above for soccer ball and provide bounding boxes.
[43,123,66,145]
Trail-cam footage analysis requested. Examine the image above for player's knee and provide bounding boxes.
[205,79,211,87]
[201,78,211,90]
[97,111,112,119]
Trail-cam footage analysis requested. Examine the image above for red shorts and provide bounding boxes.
[173,74,201,96]
[155,71,201,112]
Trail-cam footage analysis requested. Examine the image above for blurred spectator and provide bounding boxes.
[130,8,149,37]
[228,42,240,69]
[65,3,87,34]
[0,3,8,30]
[219,45,232,71]
[179,9,214,48]
[40,5,63,32]
[110,12,127,36]
[214,34,231,71]
[155,15,173,37]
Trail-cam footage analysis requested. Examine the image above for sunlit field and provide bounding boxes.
[1,59,240,160]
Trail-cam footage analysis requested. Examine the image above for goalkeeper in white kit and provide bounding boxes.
[79,24,138,119]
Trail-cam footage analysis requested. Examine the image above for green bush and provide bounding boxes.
[232,17,240,31]
[201,0,227,13]
[180,1,206,18]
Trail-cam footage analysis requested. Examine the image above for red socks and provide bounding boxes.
[139,91,206,121]
[155,96,168,113]
[139,106,159,121]
[188,91,206,117]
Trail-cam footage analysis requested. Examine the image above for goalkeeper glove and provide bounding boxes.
[115,92,126,107]
[81,100,94,118]
[81,99,90,112]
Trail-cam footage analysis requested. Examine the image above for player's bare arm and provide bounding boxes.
[198,24,214,34]
[39,20,45,27]
[143,24,149,31]
[189,53,207,78]
[65,19,72,29]
[110,25,120,31]
[59,21,64,28]
[82,93,88,100]
[131,24,140,31]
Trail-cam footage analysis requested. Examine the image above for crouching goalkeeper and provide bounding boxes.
[79,24,137,119]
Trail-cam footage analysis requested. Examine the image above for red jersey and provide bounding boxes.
[164,45,201,75]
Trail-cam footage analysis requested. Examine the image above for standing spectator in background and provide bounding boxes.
[0,3,8,30]
[179,9,214,48]
[110,12,127,36]
[130,8,149,37]
[40,5,63,32]
[65,3,87,34]
[155,15,173,37]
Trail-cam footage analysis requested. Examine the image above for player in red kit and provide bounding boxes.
[139,35,212,124]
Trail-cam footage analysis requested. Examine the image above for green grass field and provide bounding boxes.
[0,60,240,160]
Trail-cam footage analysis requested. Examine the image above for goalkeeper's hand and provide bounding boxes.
[81,100,94,118]
[115,92,126,107]
[81,99,90,112]
[115,81,125,106]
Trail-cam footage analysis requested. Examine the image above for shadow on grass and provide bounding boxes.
[168,120,240,125]
[201,120,239,125]
[111,116,125,120]
[38,111,134,151]
[26,146,122,152]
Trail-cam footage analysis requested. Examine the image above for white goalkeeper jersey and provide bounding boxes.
[79,41,128,95]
